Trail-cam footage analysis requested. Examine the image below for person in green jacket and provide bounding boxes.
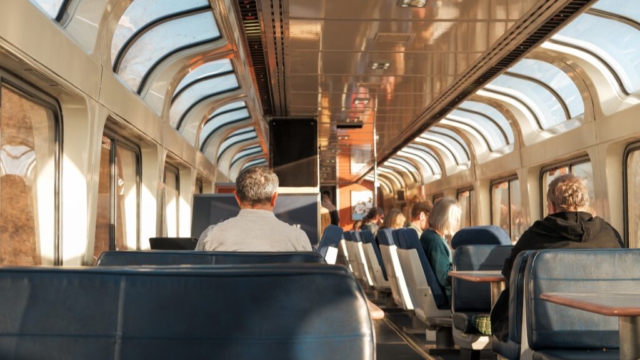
[419,198,461,303]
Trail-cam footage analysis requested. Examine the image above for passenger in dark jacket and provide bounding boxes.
[419,198,461,303]
[491,174,623,341]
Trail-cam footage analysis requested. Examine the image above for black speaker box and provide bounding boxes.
[269,119,317,187]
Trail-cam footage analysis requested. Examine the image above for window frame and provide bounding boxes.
[163,163,181,237]
[101,128,142,251]
[538,155,591,218]
[622,142,640,248]
[0,69,63,265]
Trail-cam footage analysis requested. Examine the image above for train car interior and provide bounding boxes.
[1,0,639,359]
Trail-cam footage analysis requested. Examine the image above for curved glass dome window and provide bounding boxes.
[487,74,568,130]
[553,4,640,94]
[509,59,584,118]
[199,102,251,147]
[364,174,392,194]
[386,158,420,183]
[419,127,470,166]
[217,129,257,162]
[458,101,514,144]
[29,0,66,19]
[231,145,263,168]
[174,60,234,98]
[444,105,511,151]
[400,144,442,177]
[377,168,404,189]
[243,157,267,171]
[170,73,239,129]
[112,0,220,93]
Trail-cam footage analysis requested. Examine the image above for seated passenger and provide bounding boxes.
[360,207,384,236]
[419,198,462,302]
[321,190,340,225]
[195,167,312,252]
[491,174,623,340]
[407,201,433,237]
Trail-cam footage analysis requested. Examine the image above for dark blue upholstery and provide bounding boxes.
[452,245,512,312]
[97,251,326,266]
[391,229,402,247]
[359,230,388,281]
[149,237,198,250]
[451,226,511,250]
[343,231,355,242]
[317,225,344,258]
[0,264,374,360]
[492,251,535,360]
[525,249,640,356]
[377,229,395,246]
[395,228,449,310]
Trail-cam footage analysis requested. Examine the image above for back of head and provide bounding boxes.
[428,198,462,236]
[235,166,279,206]
[411,201,433,220]
[547,174,589,213]
[381,209,406,229]
[363,207,384,224]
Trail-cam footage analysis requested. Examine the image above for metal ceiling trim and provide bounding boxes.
[357,0,599,183]
[259,0,288,115]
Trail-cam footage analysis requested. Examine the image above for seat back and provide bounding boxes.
[359,230,389,290]
[0,265,374,360]
[450,226,511,250]
[451,245,512,313]
[395,228,450,322]
[378,229,413,309]
[343,231,363,280]
[352,231,374,287]
[525,249,640,351]
[97,251,326,266]
[317,225,344,264]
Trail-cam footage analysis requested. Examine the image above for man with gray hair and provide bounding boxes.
[195,166,312,251]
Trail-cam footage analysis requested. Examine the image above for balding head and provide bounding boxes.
[235,166,279,208]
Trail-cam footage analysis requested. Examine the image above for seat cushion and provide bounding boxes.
[532,349,619,360]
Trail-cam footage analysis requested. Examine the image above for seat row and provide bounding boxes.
[0,250,375,360]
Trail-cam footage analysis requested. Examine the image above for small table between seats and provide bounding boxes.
[448,270,506,306]
[541,292,640,360]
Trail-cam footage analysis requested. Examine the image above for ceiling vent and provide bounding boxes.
[374,33,415,43]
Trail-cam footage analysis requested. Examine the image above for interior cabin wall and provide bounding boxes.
[338,181,374,232]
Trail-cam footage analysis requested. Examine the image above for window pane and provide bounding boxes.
[554,14,640,94]
[627,150,640,248]
[217,130,257,160]
[458,190,471,229]
[571,162,595,216]
[164,168,179,237]
[117,12,220,91]
[231,145,262,166]
[489,75,567,129]
[29,0,63,18]
[0,86,56,265]
[459,101,514,144]
[510,179,523,243]
[492,181,510,236]
[111,0,210,65]
[510,59,584,118]
[446,109,507,150]
[592,0,640,24]
[94,136,111,264]
[170,73,239,128]
[243,158,267,170]
[200,108,250,146]
[423,127,470,165]
[115,145,139,250]
[542,166,570,217]
[174,59,234,96]
[469,189,477,227]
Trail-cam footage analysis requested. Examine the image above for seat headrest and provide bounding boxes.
[377,229,395,246]
[97,251,326,266]
[451,226,511,249]
[342,231,355,241]
[360,230,375,244]
[319,225,343,247]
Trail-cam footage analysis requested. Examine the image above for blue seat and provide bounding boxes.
[451,245,512,351]
[97,251,326,266]
[523,249,640,360]
[378,229,414,310]
[492,251,535,360]
[451,226,511,250]
[359,230,388,281]
[317,225,344,263]
[343,231,370,285]
[0,264,374,359]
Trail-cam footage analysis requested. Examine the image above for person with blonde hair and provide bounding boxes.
[381,209,406,230]
[419,198,462,302]
[491,174,623,340]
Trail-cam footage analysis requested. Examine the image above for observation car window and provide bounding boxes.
[491,178,523,243]
[432,193,444,204]
[541,160,595,217]
[93,134,141,264]
[216,129,257,161]
[445,108,508,151]
[163,165,180,237]
[459,101,514,144]
[0,83,58,266]
[625,145,640,248]
[231,145,262,169]
[29,0,65,19]
[457,188,476,228]
[195,178,204,194]
[554,9,640,94]
[422,127,470,165]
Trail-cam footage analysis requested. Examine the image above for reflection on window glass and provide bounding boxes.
[29,0,64,19]
[489,75,567,129]
[457,189,475,228]
[447,109,507,150]
[510,59,584,118]
[170,74,239,129]
[541,162,594,217]
[117,12,220,91]
[174,59,234,96]
[0,86,56,266]
[459,101,514,144]
[491,179,522,243]
[94,136,140,264]
[626,149,640,248]
[199,108,250,147]
[554,13,640,94]
[164,166,179,237]
[112,0,210,65]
